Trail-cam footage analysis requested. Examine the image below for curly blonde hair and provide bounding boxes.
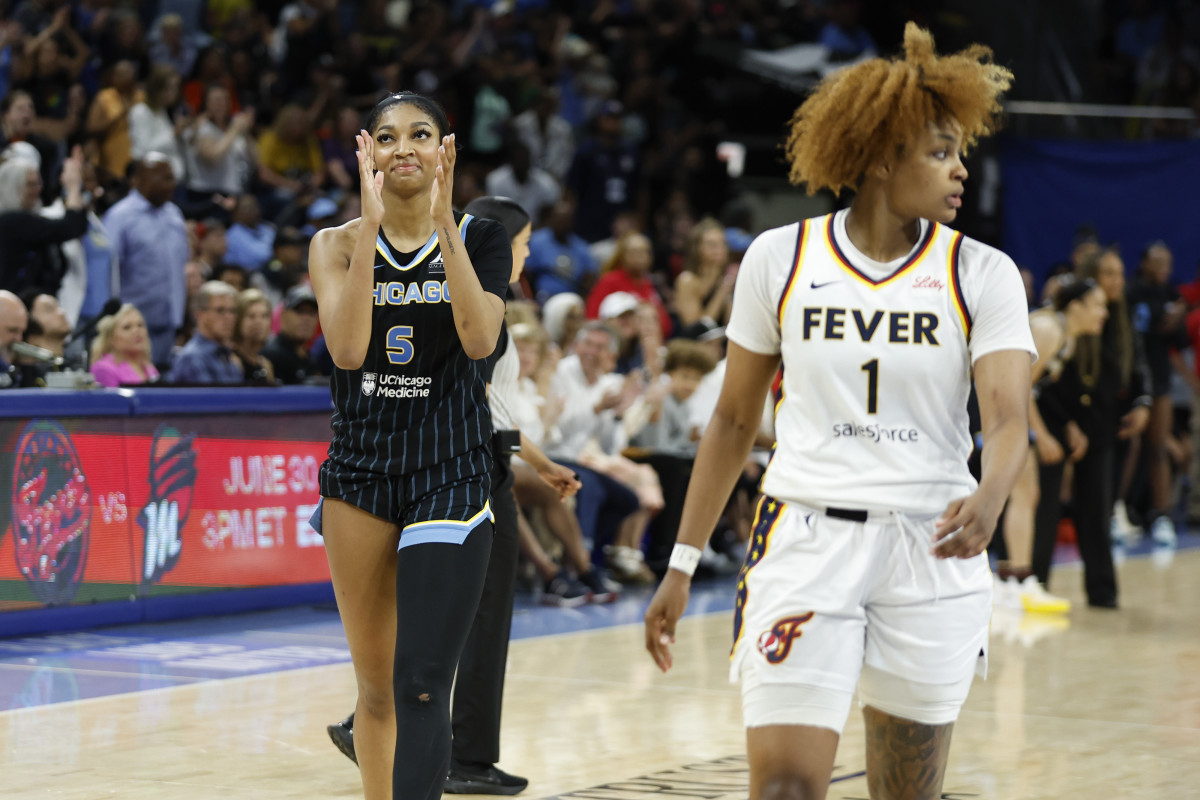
[785,22,1013,196]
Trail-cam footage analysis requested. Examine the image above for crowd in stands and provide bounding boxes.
[0,1,1195,606]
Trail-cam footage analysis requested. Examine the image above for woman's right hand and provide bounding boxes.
[1034,432,1064,465]
[357,129,384,226]
[644,570,691,673]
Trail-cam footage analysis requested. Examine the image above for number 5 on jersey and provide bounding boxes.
[386,326,415,364]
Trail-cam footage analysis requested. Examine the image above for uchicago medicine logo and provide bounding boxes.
[9,420,92,605]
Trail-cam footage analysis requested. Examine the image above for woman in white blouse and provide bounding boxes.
[183,84,256,203]
[128,64,188,181]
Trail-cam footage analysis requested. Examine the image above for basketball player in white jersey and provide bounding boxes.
[645,24,1036,800]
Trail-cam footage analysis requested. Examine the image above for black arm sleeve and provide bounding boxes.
[1,209,89,246]
[465,217,513,300]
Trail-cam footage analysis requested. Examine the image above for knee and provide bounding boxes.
[757,776,824,800]
[357,678,394,721]
[394,665,450,709]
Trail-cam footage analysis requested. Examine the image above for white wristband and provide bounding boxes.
[668,543,702,577]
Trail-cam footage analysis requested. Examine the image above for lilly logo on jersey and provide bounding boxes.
[756,612,815,664]
[362,372,377,396]
[913,276,945,290]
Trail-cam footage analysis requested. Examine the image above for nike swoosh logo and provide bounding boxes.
[810,280,839,289]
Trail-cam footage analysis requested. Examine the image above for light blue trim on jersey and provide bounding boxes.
[397,499,493,550]
[375,214,474,271]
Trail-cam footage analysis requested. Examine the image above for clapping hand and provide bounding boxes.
[356,129,385,226]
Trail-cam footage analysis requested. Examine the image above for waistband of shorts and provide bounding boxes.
[781,498,936,523]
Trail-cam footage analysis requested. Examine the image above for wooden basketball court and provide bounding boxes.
[3,549,1198,799]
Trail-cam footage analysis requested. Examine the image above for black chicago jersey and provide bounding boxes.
[327,212,512,476]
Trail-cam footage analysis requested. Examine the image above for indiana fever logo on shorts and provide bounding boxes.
[756,612,815,664]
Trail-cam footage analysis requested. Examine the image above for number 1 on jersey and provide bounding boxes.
[861,358,878,414]
[386,326,415,365]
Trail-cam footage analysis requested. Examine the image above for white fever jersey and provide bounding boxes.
[726,209,1035,515]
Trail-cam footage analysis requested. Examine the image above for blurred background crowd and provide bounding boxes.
[0,0,1198,604]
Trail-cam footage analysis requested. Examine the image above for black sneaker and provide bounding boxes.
[541,569,591,608]
[445,762,529,795]
[578,569,619,603]
[327,712,357,765]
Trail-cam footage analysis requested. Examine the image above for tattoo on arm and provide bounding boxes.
[442,228,456,255]
[863,705,954,800]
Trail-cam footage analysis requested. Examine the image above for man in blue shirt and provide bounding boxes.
[169,281,242,384]
[225,194,276,272]
[102,154,189,365]
[524,198,597,305]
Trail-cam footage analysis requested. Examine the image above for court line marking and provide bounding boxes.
[0,662,207,682]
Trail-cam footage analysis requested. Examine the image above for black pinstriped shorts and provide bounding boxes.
[313,444,493,548]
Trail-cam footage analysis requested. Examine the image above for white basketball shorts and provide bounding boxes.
[730,496,991,730]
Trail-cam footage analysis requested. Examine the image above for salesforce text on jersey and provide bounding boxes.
[832,422,920,443]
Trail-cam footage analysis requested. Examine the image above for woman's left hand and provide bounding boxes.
[430,133,456,223]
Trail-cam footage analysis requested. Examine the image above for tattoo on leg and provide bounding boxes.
[863,706,953,800]
[442,229,456,255]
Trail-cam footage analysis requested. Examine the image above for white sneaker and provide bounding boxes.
[1150,516,1178,548]
[992,575,1023,611]
[1110,500,1139,543]
[1017,575,1070,614]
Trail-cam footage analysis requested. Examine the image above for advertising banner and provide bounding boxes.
[0,414,331,614]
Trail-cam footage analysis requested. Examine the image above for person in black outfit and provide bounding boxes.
[308,93,510,800]
[261,284,321,383]
[326,196,582,794]
[0,146,87,296]
[1032,250,1151,608]
[1125,242,1187,547]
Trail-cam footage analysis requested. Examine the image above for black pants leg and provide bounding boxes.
[1031,457,1065,587]
[393,523,493,800]
[631,453,693,572]
[1071,442,1119,606]
[451,456,518,767]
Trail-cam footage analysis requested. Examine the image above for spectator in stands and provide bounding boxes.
[170,279,242,383]
[631,339,717,454]
[89,303,160,387]
[129,64,189,181]
[484,139,560,228]
[42,154,113,328]
[182,43,239,114]
[256,103,325,220]
[0,147,87,297]
[541,291,585,352]
[586,231,672,338]
[103,153,189,365]
[148,14,197,78]
[225,194,275,272]
[255,226,309,307]
[567,100,643,243]
[232,287,275,384]
[183,86,256,212]
[85,60,142,182]
[217,264,248,292]
[545,321,662,583]
[524,198,597,303]
[819,0,877,60]
[512,85,575,182]
[322,106,361,194]
[261,284,320,384]
[19,289,71,361]
[14,9,88,144]
[672,217,736,339]
[0,289,28,388]
[1127,241,1188,547]
[188,218,228,279]
[0,90,59,197]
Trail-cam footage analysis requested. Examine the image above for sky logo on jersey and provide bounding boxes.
[362,372,377,396]
[757,612,815,664]
[428,257,445,274]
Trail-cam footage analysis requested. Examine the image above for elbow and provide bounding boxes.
[328,343,366,371]
[463,338,497,361]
